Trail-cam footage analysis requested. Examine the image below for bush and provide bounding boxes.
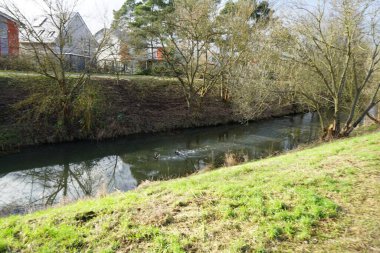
[137,61,177,77]
[0,56,35,71]
[136,67,152,76]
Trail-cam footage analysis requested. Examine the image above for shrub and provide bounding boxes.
[0,56,34,71]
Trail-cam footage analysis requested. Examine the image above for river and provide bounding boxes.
[0,112,323,216]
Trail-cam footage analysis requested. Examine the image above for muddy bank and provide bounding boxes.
[0,75,297,154]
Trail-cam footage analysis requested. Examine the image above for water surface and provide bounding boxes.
[0,113,322,216]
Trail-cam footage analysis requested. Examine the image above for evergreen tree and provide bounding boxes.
[220,0,272,22]
[114,0,173,71]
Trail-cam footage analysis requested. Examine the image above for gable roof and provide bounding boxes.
[0,10,20,24]
[21,12,93,44]
[29,16,57,43]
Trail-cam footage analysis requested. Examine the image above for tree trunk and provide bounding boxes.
[332,99,341,137]
[339,103,378,137]
[322,123,335,141]
[185,93,192,110]
[62,100,73,138]
[63,163,69,198]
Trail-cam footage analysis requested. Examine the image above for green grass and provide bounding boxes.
[0,126,23,152]
[0,132,379,252]
[0,71,183,152]
[0,70,179,85]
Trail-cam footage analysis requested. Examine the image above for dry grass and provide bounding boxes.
[224,152,239,167]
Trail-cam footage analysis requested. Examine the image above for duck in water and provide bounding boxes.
[153,152,160,160]
[175,150,186,157]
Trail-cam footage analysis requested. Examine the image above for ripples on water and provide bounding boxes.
[0,113,322,216]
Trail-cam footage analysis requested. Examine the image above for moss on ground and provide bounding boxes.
[0,131,379,252]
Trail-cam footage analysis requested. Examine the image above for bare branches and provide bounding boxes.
[156,0,230,108]
[284,0,380,138]
[1,0,111,135]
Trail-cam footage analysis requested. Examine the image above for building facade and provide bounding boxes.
[0,11,19,57]
[20,12,97,71]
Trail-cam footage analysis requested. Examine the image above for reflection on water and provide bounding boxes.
[0,157,137,215]
[0,112,322,216]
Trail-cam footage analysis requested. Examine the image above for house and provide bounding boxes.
[94,28,128,73]
[95,27,155,74]
[0,11,19,57]
[20,12,97,71]
[147,45,164,61]
[94,27,156,74]
[95,26,169,74]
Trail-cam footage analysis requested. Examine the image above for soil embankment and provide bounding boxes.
[0,75,296,153]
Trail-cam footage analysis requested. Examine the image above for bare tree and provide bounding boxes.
[155,0,277,112]
[153,0,252,109]
[283,0,380,139]
[1,0,111,137]
[223,5,289,121]
[154,0,216,108]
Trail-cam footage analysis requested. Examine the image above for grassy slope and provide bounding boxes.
[0,132,379,253]
[0,72,232,154]
[0,70,296,154]
[0,70,180,84]
[0,73,182,153]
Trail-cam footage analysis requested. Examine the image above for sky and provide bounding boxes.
[3,0,322,33]
[3,0,126,33]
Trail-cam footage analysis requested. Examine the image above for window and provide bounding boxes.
[0,22,8,56]
[66,35,73,46]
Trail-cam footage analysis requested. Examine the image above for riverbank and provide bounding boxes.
[0,72,297,155]
[1,130,379,252]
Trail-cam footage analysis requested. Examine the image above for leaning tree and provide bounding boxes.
[283,0,380,139]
